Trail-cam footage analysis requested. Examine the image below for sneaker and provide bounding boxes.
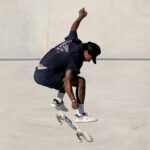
[75,113,97,123]
[51,99,68,112]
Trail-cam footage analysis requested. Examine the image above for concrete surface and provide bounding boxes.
[1,0,150,58]
[0,60,150,150]
[0,0,50,58]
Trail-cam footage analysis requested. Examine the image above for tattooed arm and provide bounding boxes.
[63,70,79,109]
[63,70,75,99]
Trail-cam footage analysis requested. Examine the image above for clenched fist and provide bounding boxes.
[71,100,79,109]
[79,8,87,18]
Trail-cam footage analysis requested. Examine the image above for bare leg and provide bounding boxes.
[74,77,85,104]
[72,76,86,116]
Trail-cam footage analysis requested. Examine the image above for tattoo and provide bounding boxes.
[64,70,86,104]
[64,70,75,100]
[77,78,86,104]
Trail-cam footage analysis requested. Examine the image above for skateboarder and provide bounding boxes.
[34,8,101,123]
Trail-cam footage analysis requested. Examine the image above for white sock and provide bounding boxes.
[55,92,64,103]
[77,104,84,116]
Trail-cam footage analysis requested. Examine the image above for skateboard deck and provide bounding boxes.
[55,112,93,142]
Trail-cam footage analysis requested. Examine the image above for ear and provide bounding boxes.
[84,50,89,55]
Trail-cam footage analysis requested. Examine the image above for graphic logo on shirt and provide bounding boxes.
[56,40,71,53]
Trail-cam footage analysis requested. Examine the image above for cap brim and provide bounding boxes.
[92,57,96,64]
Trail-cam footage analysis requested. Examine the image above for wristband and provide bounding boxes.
[72,99,77,103]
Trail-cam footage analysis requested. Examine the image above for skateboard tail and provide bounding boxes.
[79,130,93,142]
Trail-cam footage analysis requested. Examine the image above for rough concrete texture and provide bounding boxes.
[0,61,150,150]
[0,0,50,58]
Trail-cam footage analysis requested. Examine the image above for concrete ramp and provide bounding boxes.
[0,61,150,150]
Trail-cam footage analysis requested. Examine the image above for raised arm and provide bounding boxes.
[70,8,87,31]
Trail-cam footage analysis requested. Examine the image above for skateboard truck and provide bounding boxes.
[55,113,62,125]
[74,130,82,142]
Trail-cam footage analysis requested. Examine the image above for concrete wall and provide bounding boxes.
[0,0,150,59]
[0,0,50,58]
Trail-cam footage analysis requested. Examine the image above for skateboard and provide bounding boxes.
[55,112,93,142]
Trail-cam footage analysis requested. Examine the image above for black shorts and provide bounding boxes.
[34,67,65,90]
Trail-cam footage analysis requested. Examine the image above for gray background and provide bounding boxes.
[0,0,150,150]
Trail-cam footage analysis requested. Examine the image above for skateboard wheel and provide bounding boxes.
[55,113,58,117]
[78,139,82,142]
[74,130,78,134]
[58,122,62,125]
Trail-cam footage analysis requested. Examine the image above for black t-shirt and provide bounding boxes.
[40,30,84,75]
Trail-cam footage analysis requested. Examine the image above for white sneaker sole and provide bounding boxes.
[75,118,98,123]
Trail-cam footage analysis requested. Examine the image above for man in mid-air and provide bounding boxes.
[34,8,101,123]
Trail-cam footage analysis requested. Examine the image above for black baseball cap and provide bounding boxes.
[84,42,101,64]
